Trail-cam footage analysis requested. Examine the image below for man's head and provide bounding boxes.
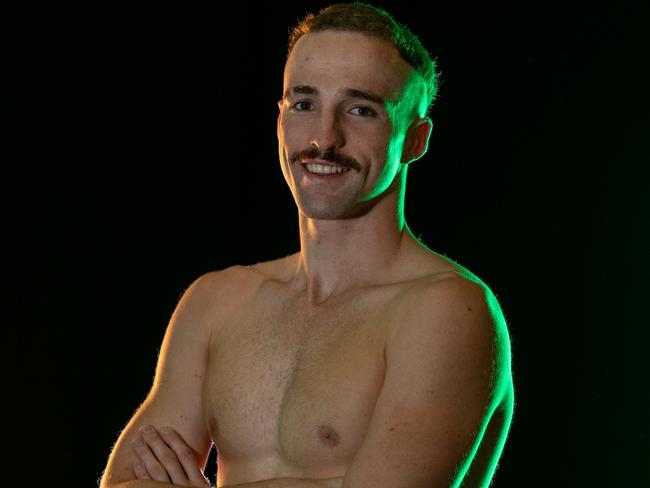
[277,3,440,220]
[287,3,439,120]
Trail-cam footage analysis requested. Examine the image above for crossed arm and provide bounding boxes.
[122,424,341,488]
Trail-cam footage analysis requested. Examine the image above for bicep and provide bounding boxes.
[342,278,510,488]
[101,272,220,487]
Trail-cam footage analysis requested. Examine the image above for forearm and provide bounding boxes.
[223,477,340,488]
[109,481,183,488]
[108,476,334,488]
[221,478,343,488]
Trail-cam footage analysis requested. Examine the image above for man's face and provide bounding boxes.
[277,30,423,220]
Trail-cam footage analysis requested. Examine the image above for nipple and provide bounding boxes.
[317,424,340,447]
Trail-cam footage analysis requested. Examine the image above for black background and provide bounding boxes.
[3,1,649,486]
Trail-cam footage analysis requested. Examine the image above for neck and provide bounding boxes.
[289,170,417,305]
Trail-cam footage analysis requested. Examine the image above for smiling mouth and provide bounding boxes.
[301,158,353,176]
[304,163,351,175]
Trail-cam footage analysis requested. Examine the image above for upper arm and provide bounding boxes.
[101,270,226,487]
[341,277,513,488]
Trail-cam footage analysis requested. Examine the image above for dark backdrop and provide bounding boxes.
[3,1,648,486]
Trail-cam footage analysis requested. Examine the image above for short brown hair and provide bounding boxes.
[287,2,440,117]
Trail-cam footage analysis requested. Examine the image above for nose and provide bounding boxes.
[310,110,345,153]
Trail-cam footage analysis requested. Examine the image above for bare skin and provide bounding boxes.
[127,253,510,488]
[101,30,513,488]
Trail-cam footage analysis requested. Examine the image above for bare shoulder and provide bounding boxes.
[183,262,287,333]
[188,263,271,306]
[394,265,514,409]
[404,251,511,345]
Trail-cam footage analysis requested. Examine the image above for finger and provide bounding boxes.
[132,434,171,483]
[159,426,210,487]
[140,425,191,485]
[132,459,150,480]
[131,446,146,478]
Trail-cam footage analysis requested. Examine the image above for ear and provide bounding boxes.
[401,117,433,164]
[277,99,283,130]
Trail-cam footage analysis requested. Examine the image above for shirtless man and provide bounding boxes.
[100,3,514,487]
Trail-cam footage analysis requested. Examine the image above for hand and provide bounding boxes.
[131,424,210,487]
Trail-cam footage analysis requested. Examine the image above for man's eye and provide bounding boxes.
[291,101,313,111]
[350,106,376,117]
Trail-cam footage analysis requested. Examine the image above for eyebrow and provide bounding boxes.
[283,85,387,106]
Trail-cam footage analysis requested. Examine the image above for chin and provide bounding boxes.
[298,200,373,221]
[299,208,346,221]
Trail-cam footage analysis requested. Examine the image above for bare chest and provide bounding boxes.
[202,287,393,479]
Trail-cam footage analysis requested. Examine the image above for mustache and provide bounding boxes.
[290,146,359,170]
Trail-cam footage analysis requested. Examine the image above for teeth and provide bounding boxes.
[305,163,350,175]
